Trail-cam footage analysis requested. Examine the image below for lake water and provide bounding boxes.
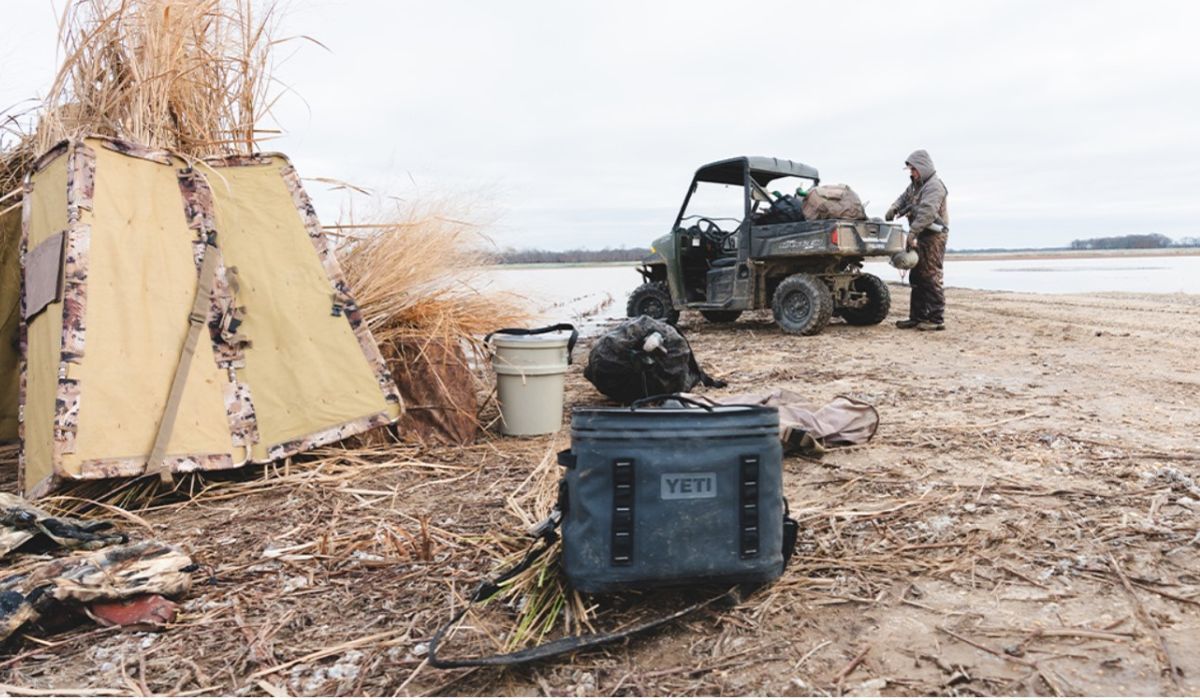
[487,255,1200,328]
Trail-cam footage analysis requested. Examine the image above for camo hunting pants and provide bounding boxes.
[909,231,947,324]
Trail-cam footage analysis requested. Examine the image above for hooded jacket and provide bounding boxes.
[888,150,949,236]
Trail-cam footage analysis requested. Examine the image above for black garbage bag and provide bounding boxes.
[584,316,726,403]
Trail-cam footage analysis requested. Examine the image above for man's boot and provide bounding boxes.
[896,319,920,329]
[916,321,945,331]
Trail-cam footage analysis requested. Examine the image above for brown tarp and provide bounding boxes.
[687,388,879,453]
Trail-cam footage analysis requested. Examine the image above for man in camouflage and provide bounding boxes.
[886,150,949,331]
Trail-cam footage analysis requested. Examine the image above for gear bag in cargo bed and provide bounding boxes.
[802,183,867,221]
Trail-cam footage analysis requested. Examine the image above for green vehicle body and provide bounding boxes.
[630,156,908,335]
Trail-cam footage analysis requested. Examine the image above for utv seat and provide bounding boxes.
[710,257,738,269]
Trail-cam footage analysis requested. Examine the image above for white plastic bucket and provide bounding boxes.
[489,326,576,436]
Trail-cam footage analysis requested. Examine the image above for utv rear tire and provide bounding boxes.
[700,310,742,323]
[627,281,680,325]
[837,273,891,326]
[772,274,832,336]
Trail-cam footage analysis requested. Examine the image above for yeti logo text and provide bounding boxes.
[660,472,717,500]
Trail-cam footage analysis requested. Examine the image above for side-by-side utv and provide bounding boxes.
[628,156,907,335]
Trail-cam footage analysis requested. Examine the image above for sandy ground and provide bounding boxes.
[2,284,1200,696]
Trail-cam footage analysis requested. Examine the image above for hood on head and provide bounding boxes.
[904,150,935,181]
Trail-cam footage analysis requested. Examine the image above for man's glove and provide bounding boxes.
[906,232,917,251]
[884,207,895,222]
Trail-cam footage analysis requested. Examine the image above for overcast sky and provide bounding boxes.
[4,0,1199,250]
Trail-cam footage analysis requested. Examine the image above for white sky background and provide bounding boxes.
[3,0,1199,251]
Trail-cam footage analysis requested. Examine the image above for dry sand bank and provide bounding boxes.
[2,285,1199,696]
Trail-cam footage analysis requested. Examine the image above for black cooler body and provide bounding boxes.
[559,403,785,593]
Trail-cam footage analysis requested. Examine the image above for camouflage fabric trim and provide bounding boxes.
[209,263,251,366]
[202,154,273,167]
[177,168,216,234]
[66,142,96,215]
[58,222,91,364]
[30,141,69,174]
[17,179,33,494]
[79,452,235,480]
[223,369,258,452]
[265,410,393,462]
[52,224,91,460]
[175,168,260,451]
[95,137,173,166]
[52,378,80,460]
[51,143,97,462]
[277,162,402,408]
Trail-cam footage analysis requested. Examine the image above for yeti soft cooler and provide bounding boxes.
[558,396,793,593]
[428,395,797,668]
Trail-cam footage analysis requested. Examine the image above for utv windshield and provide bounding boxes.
[678,180,744,230]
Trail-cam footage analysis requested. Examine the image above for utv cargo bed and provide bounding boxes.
[748,219,906,259]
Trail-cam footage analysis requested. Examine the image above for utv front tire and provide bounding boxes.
[772,273,832,336]
[627,281,680,325]
[700,310,742,324]
[837,273,891,326]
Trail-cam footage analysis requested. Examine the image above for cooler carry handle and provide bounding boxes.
[628,393,762,412]
[628,393,715,411]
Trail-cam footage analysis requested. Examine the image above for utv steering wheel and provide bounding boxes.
[696,217,737,252]
[695,217,722,240]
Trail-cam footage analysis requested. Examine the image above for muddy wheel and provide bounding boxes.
[772,273,832,336]
[837,273,891,326]
[700,310,742,324]
[627,281,680,325]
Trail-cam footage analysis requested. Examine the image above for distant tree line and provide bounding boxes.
[496,247,652,264]
[1069,233,1199,250]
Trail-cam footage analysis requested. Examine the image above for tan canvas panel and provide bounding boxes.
[18,138,400,494]
[63,144,234,476]
[0,205,22,439]
[205,159,398,460]
[23,154,69,492]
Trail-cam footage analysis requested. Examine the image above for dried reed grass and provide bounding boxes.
[334,201,531,445]
[2,0,299,208]
[36,0,293,156]
[496,441,590,649]
[335,201,529,353]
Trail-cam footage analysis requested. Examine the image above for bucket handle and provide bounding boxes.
[485,323,579,364]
